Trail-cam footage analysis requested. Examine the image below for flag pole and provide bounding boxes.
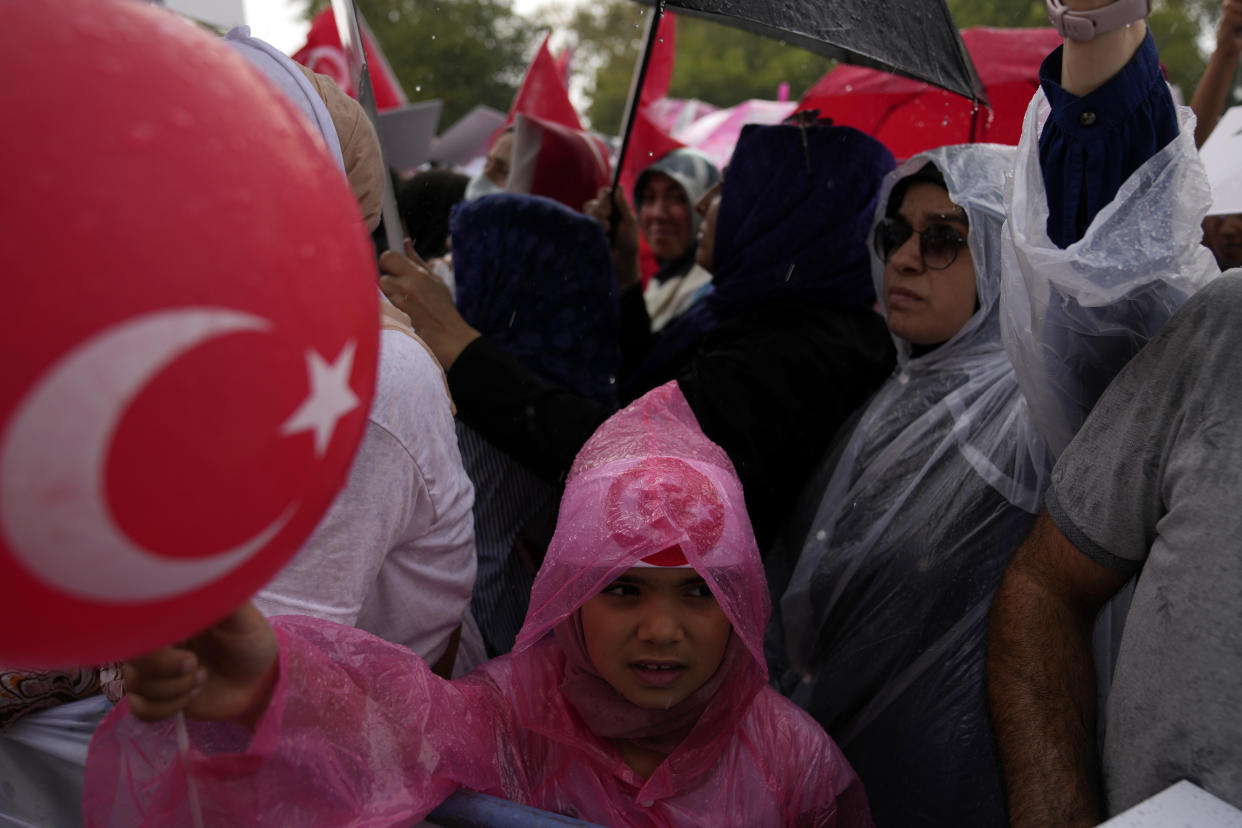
[609,0,666,197]
[331,0,405,256]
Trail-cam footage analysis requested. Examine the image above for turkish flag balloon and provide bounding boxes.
[0,0,379,667]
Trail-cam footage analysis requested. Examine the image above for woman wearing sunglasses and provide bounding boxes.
[770,19,1221,819]
[768,146,1029,827]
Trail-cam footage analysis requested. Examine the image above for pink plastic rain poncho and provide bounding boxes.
[83,381,870,827]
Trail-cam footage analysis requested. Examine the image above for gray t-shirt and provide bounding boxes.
[1046,272,1242,814]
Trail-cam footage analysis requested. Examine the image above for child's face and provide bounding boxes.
[580,566,733,710]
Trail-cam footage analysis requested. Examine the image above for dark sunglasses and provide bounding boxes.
[873,216,967,271]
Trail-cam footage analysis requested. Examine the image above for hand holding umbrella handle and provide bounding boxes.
[585,186,641,294]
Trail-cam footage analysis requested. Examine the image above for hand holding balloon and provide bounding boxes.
[123,602,278,728]
[378,250,480,371]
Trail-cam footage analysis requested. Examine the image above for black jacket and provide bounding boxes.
[448,300,895,548]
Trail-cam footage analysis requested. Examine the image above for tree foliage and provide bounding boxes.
[301,0,540,127]
[556,0,834,131]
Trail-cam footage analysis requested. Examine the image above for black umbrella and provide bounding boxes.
[642,0,984,99]
[612,0,986,189]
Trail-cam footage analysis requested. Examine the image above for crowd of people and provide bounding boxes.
[4,0,1242,825]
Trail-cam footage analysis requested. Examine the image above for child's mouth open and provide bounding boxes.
[630,660,686,688]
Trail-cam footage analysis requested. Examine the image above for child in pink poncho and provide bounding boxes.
[84,381,870,827]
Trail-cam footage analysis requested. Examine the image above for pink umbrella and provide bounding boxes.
[673,99,798,169]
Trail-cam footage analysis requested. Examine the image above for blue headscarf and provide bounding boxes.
[624,124,895,395]
[452,193,620,407]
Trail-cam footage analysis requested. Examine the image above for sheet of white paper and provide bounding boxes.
[1200,106,1242,216]
[377,101,443,172]
[1099,780,1242,828]
[429,105,507,167]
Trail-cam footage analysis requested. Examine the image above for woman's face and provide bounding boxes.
[482,130,514,188]
[638,173,693,262]
[880,181,978,346]
[694,181,723,272]
[580,566,732,710]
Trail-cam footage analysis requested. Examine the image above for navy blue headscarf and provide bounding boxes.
[452,193,621,407]
[624,124,895,395]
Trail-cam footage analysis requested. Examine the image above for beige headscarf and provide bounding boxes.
[296,64,385,233]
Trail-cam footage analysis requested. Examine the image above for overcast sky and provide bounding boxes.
[241,0,556,55]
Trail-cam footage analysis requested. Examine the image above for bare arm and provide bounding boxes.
[1190,0,1242,147]
[986,510,1130,827]
[1060,0,1149,96]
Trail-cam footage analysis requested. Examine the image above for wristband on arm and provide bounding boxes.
[1046,0,1151,41]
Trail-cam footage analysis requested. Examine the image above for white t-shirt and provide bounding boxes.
[256,329,479,670]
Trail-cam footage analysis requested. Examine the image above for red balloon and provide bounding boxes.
[0,0,379,667]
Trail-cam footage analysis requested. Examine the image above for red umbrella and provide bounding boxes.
[796,27,1063,160]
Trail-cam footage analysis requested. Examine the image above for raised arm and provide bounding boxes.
[986,510,1130,827]
[1058,0,1148,97]
[1189,0,1242,147]
[1040,0,1174,247]
[1003,0,1219,458]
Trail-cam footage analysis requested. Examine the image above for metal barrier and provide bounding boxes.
[425,790,607,827]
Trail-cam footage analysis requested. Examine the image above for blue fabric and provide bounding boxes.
[1038,31,1178,248]
[452,193,621,408]
[625,124,895,395]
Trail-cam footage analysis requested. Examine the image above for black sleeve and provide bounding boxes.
[447,336,610,485]
[617,285,654,381]
[677,305,894,548]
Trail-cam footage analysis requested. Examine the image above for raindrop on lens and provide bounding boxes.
[127,123,156,147]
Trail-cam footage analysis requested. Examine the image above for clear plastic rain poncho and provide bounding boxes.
[85,382,869,828]
[773,96,1218,827]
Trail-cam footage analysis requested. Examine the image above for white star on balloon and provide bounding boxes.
[280,341,360,456]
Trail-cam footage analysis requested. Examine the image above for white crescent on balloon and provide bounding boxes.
[0,307,348,603]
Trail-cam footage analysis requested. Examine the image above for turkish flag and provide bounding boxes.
[507,34,584,131]
[292,7,406,111]
[619,106,685,205]
[641,12,677,106]
[508,113,611,213]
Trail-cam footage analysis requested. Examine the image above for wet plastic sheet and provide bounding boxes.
[1001,94,1220,458]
